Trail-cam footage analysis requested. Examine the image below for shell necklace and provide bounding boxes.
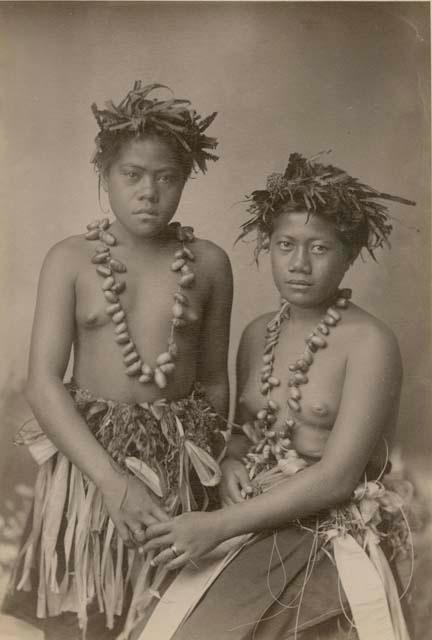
[85,218,196,390]
[242,288,351,478]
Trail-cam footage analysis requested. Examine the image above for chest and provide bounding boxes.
[74,252,205,333]
[240,329,348,429]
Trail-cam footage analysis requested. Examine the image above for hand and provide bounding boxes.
[100,470,169,547]
[219,457,253,506]
[226,433,252,459]
[141,511,224,570]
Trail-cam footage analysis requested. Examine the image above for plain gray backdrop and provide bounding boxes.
[0,0,430,615]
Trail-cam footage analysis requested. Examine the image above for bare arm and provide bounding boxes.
[226,318,267,460]
[218,322,403,538]
[196,243,233,421]
[26,241,167,540]
[26,241,116,487]
[220,319,265,504]
[144,321,404,567]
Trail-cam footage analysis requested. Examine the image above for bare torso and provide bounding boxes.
[72,234,214,403]
[238,305,396,469]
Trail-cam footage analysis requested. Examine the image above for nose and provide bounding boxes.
[137,176,157,201]
[288,246,312,274]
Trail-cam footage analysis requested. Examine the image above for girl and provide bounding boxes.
[3,82,232,639]
[139,152,415,640]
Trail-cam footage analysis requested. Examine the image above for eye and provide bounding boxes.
[311,244,329,255]
[124,170,140,181]
[277,240,294,252]
[157,173,179,184]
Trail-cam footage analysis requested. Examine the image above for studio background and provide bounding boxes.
[0,0,430,628]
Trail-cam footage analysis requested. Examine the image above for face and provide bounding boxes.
[270,210,352,307]
[102,136,186,239]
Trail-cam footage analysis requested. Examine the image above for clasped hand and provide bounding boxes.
[139,458,252,570]
[101,471,169,547]
[219,457,253,506]
[101,457,250,561]
[140,511,223,570]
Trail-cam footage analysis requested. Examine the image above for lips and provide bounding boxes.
[133,209,157,216]
[287,280,312,286]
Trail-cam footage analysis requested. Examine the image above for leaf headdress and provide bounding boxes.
[239,152,416,260]
[91,81,218,174]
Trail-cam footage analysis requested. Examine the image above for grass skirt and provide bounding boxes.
[2,381,226,638]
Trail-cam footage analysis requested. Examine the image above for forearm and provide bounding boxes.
[26,376,117,489]
[215,461,353,540]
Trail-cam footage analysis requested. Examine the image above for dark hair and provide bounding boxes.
[239,152,415,262]
[94,127,193,179]
[91,81,218,179]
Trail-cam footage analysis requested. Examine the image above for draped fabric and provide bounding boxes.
[137,479,413,640]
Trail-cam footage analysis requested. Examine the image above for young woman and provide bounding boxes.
[140,153,415,640]
[2,82,232,639]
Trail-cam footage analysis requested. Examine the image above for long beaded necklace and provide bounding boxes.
[85,218,196,390]
[243,288,352,479]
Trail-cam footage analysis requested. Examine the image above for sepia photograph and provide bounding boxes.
[0,2,430,639]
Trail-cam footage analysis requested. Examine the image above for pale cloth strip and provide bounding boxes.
[365,532,411,640]
[332,534,410,640]
[137,535,252,640]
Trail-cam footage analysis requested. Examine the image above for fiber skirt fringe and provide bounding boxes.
[4,381,226,637]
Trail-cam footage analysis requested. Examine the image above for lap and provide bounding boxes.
[171,526,347,640]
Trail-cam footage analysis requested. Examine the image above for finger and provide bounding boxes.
[238,482,253,500]
[124,538,137,549]
[128,523,147,544]
[151,504,170,523]
[227,481,244,503]
[221,495,235,507]
[238,474,253,495]
[146,521,172,540]
[238,480,253,494]
[141,534,172,554]
[150,546,177,568]
[113,519,134,545]
[141,513,161,528]
[165,553,190,571]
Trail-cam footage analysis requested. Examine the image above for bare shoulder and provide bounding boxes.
[193,238,232,277]
[236,312,275,374]
[344,303,402,368]
[240,311,275,349]
[41,234,90,278]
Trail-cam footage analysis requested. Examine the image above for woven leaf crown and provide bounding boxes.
[91,81,218,174]
[239,152,415,260]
